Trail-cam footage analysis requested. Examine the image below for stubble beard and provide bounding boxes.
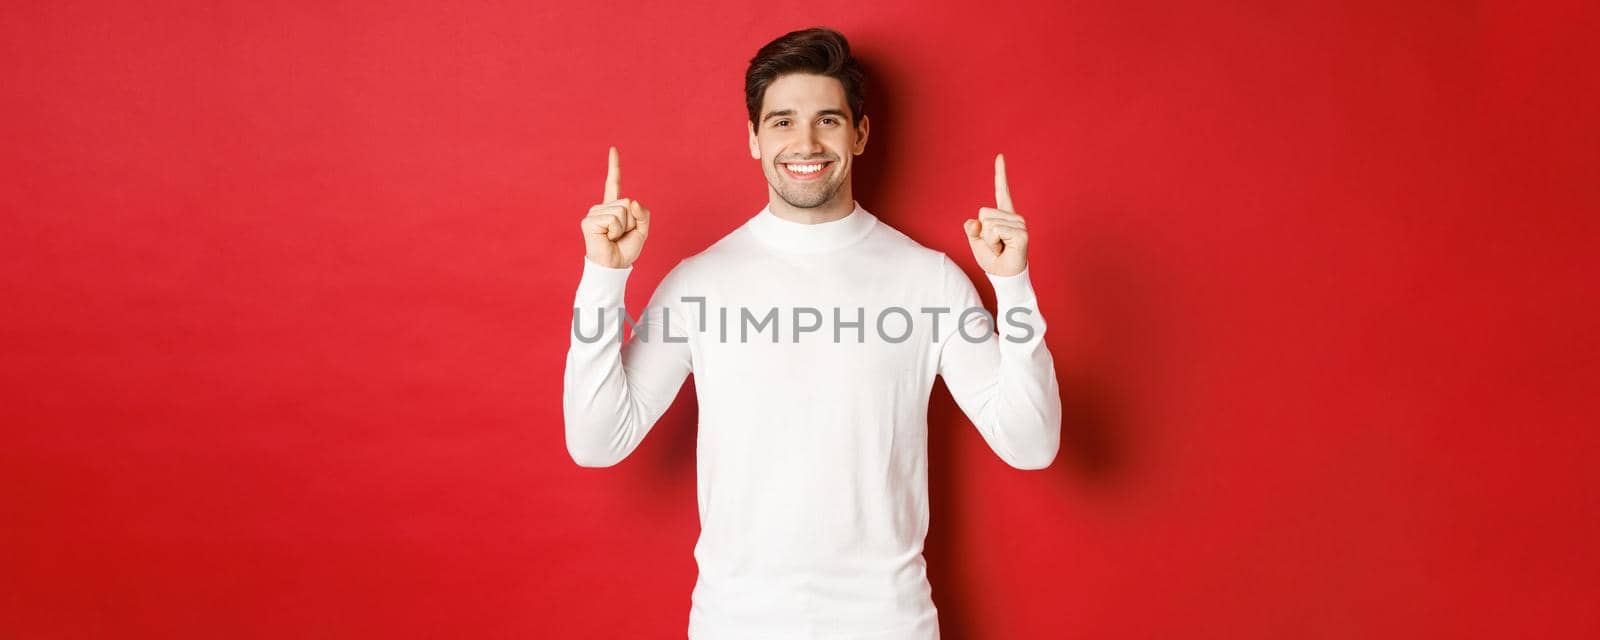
[770,161,845,209]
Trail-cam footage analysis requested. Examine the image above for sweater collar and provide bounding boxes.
[748,199,878,254]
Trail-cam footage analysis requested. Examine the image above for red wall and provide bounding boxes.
[4,1,1596,637]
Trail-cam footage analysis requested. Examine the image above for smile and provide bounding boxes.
[781,161,832,180]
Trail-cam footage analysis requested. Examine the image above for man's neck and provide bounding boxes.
[767,186,856,224]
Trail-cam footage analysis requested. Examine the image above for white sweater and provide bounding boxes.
[563,200,1062,639]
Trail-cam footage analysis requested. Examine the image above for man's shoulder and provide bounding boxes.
[655,216,758,279]
[866,215,961,269]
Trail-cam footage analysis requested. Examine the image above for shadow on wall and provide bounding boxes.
[924,210,1153,638]
[842,48,1156,635]
[848,55,895,209]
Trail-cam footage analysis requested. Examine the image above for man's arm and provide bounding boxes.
[939,152,1062,469]
[562,145,690,467]
[936,256,1062,470]
[562,257,693,467]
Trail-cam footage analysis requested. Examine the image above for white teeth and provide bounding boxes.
[787,163,825,174]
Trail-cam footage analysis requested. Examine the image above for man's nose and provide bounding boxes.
[798,125,825,154]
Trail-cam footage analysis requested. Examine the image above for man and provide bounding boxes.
[564,26,1061,639]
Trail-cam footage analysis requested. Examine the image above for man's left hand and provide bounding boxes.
[963,153,1029,277]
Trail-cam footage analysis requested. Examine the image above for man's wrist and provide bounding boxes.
[578,255,633,300]
[583,255,632,271]
[985,264,1036,303]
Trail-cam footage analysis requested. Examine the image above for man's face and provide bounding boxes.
[748,73,869,209]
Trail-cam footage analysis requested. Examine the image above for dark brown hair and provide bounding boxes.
[745,27,867,131]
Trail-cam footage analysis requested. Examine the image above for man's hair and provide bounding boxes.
[745,27,867,131]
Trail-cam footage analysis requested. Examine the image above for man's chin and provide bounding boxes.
[775,184,841,209]
[779,192,833,209]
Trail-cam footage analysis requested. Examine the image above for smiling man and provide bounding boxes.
[753,72,859,216]
[563,26,1062,639]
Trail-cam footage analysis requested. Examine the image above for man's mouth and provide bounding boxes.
[781,160,833,181]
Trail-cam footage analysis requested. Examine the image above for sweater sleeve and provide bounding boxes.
[562,256,695,467]
[935,255,1062,470]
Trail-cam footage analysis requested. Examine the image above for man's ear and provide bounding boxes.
[748,121,760,160]
[853,114,870,155]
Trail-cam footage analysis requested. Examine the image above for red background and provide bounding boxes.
[3,1,1597,637]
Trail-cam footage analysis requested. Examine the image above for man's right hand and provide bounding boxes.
[581,146,651,269]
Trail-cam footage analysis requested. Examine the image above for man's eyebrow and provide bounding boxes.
[762,108,850,122]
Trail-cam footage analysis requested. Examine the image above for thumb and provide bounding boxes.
[963,219,989,259]
[625,200,641,232]
[632,200,651,235]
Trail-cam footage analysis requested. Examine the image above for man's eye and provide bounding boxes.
[774,120,789,127]
[821,117,837,125]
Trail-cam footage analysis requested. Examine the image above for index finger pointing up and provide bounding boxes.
[994,153,1013,212]
[604,146,621,202]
